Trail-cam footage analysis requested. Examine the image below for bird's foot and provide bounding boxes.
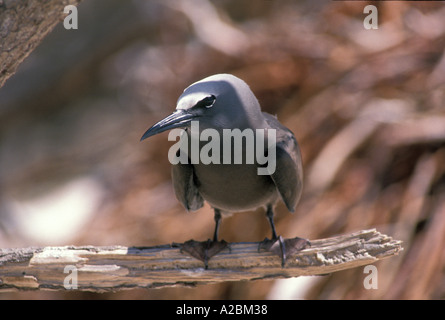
[180,239,229,269]
[258,236,310,267]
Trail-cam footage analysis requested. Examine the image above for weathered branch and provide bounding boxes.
[0,229,402,292]
[0,0,83,89]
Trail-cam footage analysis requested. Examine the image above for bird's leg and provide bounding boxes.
[259,204,311,267]
[266,204,278,240]
[180,208,229,269]
[213,208,222,242]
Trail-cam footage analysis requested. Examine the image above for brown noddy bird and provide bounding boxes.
[141,74,309,268]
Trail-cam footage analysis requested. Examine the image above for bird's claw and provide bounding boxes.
[180,239,229,269]
[259,236,310,267]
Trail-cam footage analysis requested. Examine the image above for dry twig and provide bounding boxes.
[0,0,83,88]
[0,229,402,292]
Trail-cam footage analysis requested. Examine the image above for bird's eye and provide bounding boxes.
[195,95,216,109]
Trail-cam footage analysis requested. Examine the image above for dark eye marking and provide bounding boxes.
[195,95,216,109]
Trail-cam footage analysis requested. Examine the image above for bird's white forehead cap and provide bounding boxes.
[176,91,212,110]
[175,74,248,111]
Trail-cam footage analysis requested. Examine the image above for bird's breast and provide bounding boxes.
[192,162,278,213]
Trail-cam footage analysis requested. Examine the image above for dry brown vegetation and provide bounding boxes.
[0,0,444,299]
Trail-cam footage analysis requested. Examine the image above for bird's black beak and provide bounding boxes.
[140,109,195,141]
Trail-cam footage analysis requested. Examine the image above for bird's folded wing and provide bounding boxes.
[264,113,303,212]
[172,162,204,211]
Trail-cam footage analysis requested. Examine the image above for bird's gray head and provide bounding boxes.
[140,74,265,140]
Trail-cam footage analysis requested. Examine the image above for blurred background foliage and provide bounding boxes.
[0,0,444,299]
